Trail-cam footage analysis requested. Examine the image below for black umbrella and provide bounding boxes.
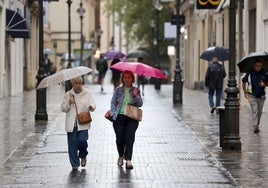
[127,50,150,59]
[237,51,268,73]
[200,46,229,61]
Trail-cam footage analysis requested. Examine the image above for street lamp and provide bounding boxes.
[153,0,163,90]
[65,0,73,92]
[221,0,241,150]
[35,0,48,121]
[77,0,85,66]
[173,0,183,105]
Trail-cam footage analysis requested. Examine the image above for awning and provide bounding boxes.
[6,9,30,38]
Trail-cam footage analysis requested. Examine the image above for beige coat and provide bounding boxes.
[61,86,96,132]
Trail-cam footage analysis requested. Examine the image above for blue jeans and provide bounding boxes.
[67,125,88,167]
[113,114,139,161]
[208,87,223,108]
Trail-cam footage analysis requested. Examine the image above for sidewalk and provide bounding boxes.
[0,74,267,187]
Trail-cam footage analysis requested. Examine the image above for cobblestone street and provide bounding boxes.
[0,73,268,187]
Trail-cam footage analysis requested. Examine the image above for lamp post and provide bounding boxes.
[35,0,48,121]
[173,0,183,105]
[65,0,72,92]
[222,0,241,150]
[77,0,85,66]
[153,0,163,90]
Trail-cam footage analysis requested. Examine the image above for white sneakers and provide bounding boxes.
[117,156,133,169]
[117,156,124,167]
[125,160,133,169]
[81,158,87,167]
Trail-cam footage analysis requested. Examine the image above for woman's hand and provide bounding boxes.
[132,88,138,97]
[88,106,94,111]
[69,94,75,105]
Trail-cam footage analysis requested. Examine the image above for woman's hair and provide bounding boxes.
[71,76,83,84]
[121,70,135,84]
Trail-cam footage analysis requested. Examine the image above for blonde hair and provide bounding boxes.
[71,76,83,84]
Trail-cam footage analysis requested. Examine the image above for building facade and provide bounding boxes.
[178,0,267,106]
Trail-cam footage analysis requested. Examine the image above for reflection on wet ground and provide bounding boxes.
[1,82,268,187]
[168,87,268,187]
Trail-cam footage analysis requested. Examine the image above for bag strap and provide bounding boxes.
[70,92,79,116]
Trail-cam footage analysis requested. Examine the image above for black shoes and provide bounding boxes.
[254,128,260,133]
[210,107,216,113]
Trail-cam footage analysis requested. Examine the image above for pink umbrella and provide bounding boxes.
[110,62,166,79]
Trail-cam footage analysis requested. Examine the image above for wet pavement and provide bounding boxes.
[0,72,268,187]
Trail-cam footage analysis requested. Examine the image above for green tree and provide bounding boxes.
[105,0,173,57]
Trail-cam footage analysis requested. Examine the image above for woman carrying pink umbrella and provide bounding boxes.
[109,70,143,169]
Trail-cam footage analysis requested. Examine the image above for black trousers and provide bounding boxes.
[113,114,139,160]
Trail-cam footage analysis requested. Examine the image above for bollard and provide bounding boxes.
[217,106,225,148]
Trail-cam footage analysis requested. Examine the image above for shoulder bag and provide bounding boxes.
[104,110,113,122]
[124,103,142,121]
[74,97,92,124]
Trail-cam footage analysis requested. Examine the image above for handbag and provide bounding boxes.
[104,110,113,122]
[77,111,92,124]
[124,103,142,121]
[74,97,92,125]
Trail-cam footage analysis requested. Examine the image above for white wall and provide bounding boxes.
[0,3,5,97]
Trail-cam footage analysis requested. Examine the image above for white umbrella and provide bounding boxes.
[44,48,53,55]
[37,66,92,89]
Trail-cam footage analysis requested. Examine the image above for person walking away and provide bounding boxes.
[96,53,108,92]
[109,70,143,169]
[137,75,145,96]
[242,59,268,133]
[43,53,51,76]
[50,61,57,75]
[61,76,96,170]
[205,56,226,113]
[137,57,146,96]
[111,58,122,90]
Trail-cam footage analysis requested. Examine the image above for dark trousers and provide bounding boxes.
[113,114,139,160]
[67,126,88,167]
[208,87,223,107]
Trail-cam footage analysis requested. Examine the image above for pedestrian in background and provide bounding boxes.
[111,58,122,90]
[137,57,146,96]
[96,53,108,92]
[61,76,96,170]
[242,59,268,133]
[43,53,51,76]
[50,61,57,75]
[205,56,226,113]
[109,70,143,169]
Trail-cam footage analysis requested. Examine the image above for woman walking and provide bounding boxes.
[61,76,96,170]
[109,70,143,169]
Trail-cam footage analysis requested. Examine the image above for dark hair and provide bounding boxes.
[254,58,262,64]
[121,70,135,84]
[137,57,143,62]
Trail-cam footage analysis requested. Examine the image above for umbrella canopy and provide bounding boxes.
[44,48,53,56]
[127,50,150,59]
[103,50,125,60]
[200,46,229,61]
[237,51,268,73]
[110,62,166,79]
[37,66,92,89]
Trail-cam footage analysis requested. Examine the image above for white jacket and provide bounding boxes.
[61,86,96,132]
